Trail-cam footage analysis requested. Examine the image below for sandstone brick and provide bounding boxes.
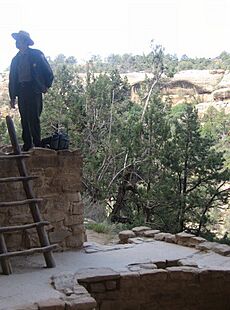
[64,214,84,226]
[49,229,72,243]
[175,231,194,242]
[100,301,121,310]
[131,226,151,236]
[73,284,89,295]
[76,268,120,283]
[118,230,136,242]
[199,269,226,282]
[69,202,84,216]
[164,233,176,243]
[37,298,65,309]
[140,269,168,282]
[166,266,199,281]
[196,241,220,251]
[51,272,75,291]
[211,243,230,256]
[119,272,140,289]
[105,280,117,290]
[154,232,171,241]
[143,229,160,237]
[65,235,84,248]
[90,282,106,293]
[65,296,97,310]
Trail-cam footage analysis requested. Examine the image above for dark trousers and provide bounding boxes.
[18,82,43,151]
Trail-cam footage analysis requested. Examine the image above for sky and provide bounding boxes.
[0,0,229,72]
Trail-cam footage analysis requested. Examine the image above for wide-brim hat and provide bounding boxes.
[11,30,34,46]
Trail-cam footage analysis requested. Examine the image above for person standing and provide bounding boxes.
[9,30,54,151]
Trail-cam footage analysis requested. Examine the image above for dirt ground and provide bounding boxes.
[86,229,119,245]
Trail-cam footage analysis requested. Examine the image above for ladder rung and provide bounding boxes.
[0,221,50,233]
[0,154,30,160]
[0,244,59,258]
[0,198,43,208]
[0,176,38,183]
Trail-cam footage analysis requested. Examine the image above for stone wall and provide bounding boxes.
[45,266,230,310]
[75,267,230,310]
[0,148,85,251]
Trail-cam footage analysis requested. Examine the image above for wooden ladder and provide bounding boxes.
[0,115,57,275]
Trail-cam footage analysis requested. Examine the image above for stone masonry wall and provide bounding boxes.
[9,265,230,309]
[0,148,85,251]
[76,267,230,310]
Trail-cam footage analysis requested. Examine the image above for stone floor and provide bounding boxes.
[0,239,230,309]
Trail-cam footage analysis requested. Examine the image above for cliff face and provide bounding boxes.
[1,70,230,116]
[130,69,230,115]
[162,69,230,115]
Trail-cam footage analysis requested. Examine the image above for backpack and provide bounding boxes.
[41,132,69,150]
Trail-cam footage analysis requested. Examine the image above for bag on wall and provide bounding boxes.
[41,132,69,150]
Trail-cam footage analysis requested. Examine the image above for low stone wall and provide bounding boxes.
[38,265,230,310]
[118,227,230,257]
[0,148,85,251]
[76,267,230,310]
[9,265,230,309]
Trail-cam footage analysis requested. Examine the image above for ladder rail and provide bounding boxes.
[0,176,38,183]
[0,221,50,233]
[0,198,43,208]
[0,234,12,275]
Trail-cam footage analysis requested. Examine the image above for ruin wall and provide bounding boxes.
[0,148,85,251]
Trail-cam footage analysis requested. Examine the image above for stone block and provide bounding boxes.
[62,181,82,193]
[118,230,136,243]
[211,243,230,256]
[154,232,171,241]
[70,224,85,236]
[132,226,151,236]
[199,269,226,282]
[196,241,220,251]
[49,229,72,243]
[76,268,120,283]
[64,214,84,226]
[178,259,198,268]
[140,269,168,282]
[46,210,66,223]
[167,266,200,281]
[65,296,96,310]
[139,263,158,270]
[105,280,117,291]
[143,229,160,237]
[100,301,121,310]
[69,202,84,216]
[175,231,195,244]
[127,237,144,244]
[51,272,75,291]
[65,235,84,248]
[164,233,176,243]
[37,298,65,309]
[119,272,140,289]
[89,282,106,293]
[73,284,89,295]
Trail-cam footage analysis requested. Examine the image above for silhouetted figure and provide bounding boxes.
[9,30,54,151]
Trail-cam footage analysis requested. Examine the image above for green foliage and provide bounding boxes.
[85,221,112,234]
[72,49,230,74]
[35,53,229,238]
[201,106,230,168]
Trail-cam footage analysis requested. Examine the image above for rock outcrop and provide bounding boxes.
[130,69,230,115]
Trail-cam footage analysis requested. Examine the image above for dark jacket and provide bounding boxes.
[9,48,54,99]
